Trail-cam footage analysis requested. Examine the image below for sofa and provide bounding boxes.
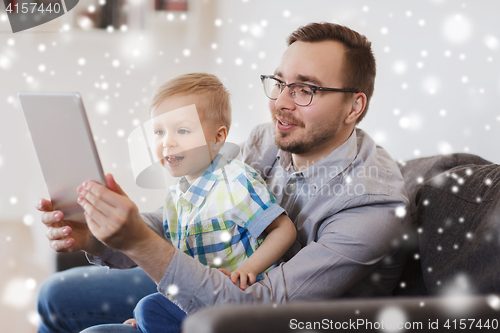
[56,153,500,331]
[181,153,500,332]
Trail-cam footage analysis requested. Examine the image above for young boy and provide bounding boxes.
[127,73,296,332]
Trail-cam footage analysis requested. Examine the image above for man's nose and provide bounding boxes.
[274,85,296,111]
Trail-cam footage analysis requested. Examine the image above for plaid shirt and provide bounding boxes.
[163,154,285,272]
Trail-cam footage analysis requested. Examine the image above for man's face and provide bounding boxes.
[270,40,353,157]
[151,95,213,181]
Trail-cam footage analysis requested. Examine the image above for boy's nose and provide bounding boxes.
[162,136,178,148]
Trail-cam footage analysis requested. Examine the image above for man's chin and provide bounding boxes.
[275,137,307,155]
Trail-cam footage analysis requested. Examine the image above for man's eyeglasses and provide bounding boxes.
[260,75,359,107]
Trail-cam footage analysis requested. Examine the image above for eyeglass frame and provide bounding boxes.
[260,75,359,107]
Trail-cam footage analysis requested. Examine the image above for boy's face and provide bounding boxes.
[151,94,216,182]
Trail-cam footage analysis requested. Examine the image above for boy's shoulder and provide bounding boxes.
[223,159,259,182]
[218,157,262,184]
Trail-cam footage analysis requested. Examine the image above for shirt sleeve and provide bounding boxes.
[158,201,407,313]
[228,170,285,238]
[86,206,169,268]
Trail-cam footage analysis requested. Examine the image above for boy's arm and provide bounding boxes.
[229,213,296,290]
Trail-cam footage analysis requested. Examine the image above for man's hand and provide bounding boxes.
[77,174,151,251]
[36,198,103,254]
[77,173,175,284]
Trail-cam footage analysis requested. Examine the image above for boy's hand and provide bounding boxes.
[123,318,137,328]
[230,268,257,291]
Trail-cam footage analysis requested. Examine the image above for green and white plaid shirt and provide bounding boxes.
[163,154,285,272]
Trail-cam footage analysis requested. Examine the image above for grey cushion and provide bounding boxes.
[394,154,491,296]
[183,295,500,333]
[416,163,500,295]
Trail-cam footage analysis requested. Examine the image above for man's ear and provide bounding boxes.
[345,93,367,125]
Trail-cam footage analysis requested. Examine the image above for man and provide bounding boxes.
[37,22,410,333]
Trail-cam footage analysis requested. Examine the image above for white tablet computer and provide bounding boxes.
[19,92,106,223]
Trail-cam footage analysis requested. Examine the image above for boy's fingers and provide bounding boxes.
[240,274,248,290]
[230,272,239,284]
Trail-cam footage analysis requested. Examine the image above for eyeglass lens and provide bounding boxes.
[263,77,313,106]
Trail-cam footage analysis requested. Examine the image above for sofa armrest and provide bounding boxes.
[182,295,500,333]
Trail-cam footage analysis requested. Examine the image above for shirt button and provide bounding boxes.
[288,183,296,190]
[203,223,210,229]
[167,295,175,301]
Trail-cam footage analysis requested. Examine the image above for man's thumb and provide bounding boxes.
[105,174,127,196]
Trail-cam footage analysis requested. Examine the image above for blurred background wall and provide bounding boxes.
[0,0,499,331]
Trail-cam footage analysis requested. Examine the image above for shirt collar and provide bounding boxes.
[177,154,228,207]
[276,129,358,184]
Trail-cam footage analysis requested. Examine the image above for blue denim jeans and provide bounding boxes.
[78,293,187,333]
[133,292,187,333]
[37,266,157,333]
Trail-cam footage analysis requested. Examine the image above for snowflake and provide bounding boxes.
[376,306,408,329]
[220,231,231,242]
[487,295,500,310]
[442,14,473,44]
[167,284,179,296]
[23,214,34,226]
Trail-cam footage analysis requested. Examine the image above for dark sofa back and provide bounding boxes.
[394,153,492,296]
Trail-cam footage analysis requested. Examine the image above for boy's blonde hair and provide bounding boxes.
[150,73,232,132]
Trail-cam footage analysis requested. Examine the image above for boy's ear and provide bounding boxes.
[215,125,227,143]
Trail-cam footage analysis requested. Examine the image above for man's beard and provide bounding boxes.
[274,113,342,155]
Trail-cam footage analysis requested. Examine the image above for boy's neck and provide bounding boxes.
[184,153,219,185]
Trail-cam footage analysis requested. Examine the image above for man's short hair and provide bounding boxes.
[150,73,232,132]
[287,22,376,123]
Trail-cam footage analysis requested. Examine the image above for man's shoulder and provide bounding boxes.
[244,122,276,150]
[345,128,408,205]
